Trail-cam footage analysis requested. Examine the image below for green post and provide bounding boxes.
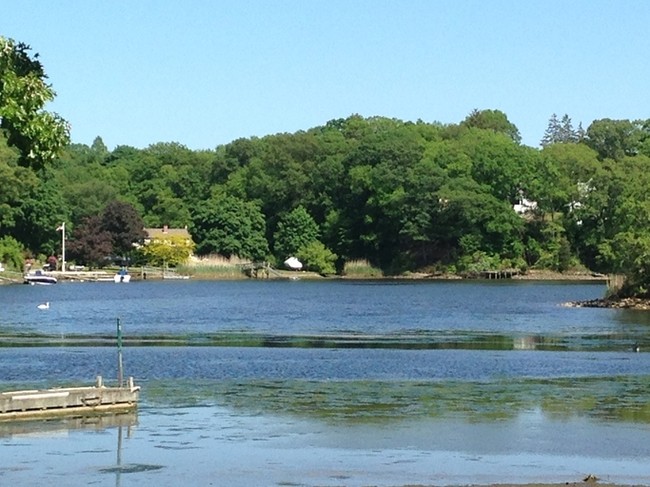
[117,317,124,387]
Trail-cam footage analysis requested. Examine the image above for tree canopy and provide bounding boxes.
[0,36,70,170]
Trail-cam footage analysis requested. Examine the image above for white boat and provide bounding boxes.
[162,269,190,280]
[114,268,131,283]
[24,270,57,285]
[284,257,303,270]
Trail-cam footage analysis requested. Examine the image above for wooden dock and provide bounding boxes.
[480,269,519,279]
[0,376,139,422]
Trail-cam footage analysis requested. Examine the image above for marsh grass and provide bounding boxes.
[343,259,382,278]
[177,254,249,279]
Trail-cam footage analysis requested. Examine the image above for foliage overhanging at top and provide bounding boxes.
[0,36,70,170]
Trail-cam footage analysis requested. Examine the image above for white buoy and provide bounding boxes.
[37,302,50,310]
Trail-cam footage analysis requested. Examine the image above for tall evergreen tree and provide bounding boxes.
[541,113,581,146]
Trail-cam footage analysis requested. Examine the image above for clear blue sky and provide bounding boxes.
[3,1,649,150]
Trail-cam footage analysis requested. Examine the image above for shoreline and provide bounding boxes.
[1,268,611,284]
[455,484,629,487]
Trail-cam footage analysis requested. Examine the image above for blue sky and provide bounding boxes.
[3,1,649,150]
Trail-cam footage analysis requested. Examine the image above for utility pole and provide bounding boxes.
[57,222,66,272]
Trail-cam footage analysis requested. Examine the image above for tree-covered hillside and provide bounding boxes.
[2,35,650,296]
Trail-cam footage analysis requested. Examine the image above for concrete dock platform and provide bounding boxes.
[0,376,140,422]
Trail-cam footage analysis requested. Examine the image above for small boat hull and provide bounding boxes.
[24,271,57,285]
[114,269,131,283]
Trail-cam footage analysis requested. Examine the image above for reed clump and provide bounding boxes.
[343,259,383,278]
[178,254,249,279]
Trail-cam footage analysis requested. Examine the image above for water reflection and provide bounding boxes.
[0,329,646,352]
[0,411,137,438]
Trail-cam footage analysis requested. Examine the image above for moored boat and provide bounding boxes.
[114,268,131,283]
[23,270,57,285]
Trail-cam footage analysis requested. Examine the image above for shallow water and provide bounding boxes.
[1,280,650,485]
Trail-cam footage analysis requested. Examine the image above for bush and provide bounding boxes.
[297,241,337,275]
[0,236,24,270]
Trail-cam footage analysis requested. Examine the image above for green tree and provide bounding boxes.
[585,118,642,161]
[460,109,521,143]
[90,136,109,160]
[11,176,69,256]
[0,133,39,233]
[606,228,650,297]
[456,128,535,202]
[535,143,600,216]
[557,235,572,272]
[190,194,268,260]
[144,191,191,228]
[47,144,121,225]
[334,119,428,270]
[437,177,525,264]
[0,36,70,170]
[567,154,650,276]
[273,206,320,259]
[388,155,449,268]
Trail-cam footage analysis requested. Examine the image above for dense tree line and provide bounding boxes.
[2,35,650,297]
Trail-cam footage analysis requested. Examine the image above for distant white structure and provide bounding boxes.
[514,197,538,215]
[284,257,303,270]
[567,181,593,226]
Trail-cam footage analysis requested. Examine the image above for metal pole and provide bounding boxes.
[117,317,124,387]
[61,222,66,272]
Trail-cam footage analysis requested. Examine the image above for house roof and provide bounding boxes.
[144,227,191,240]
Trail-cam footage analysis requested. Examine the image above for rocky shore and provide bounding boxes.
[566,297,650,310]
[512,269,607,281]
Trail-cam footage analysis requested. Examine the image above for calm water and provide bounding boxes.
[1,279,650,486]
